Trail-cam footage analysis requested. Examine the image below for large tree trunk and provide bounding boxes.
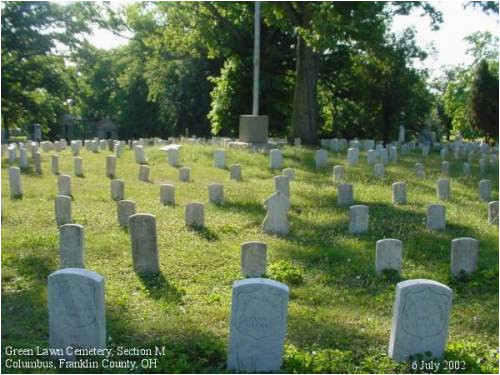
[291,34,318,145]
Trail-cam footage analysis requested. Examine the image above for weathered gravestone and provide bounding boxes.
[48,268,105,359]
[374,163,384,179]
[388,279,452,362]
[241,241,267,277]
[274,175,290,199]
[110,179,124,201]
[337,183,353,206]
[392,182,407,205]
[333,165,345,182]
[167,148,180,167]
[426,204,446,230]
[55,195,72,226]
[441,161,450,176]
[450,237,478,278]
[349,205,369,234]
[367,149,377,165]
[479,179,491,201]
[376,239,403,275]
[347,147,359,166]
[34,151,42,174]
[19,148,29,169]
[134,145,147,164]
[139,165,150,182]
[227,278,289,373]
[214,149,226,169]
[185,202,205,228]
[106,155,117,179]
[415,163,425,178]
[437,178,451,201]
[488,201,499,224]
[129,214,160,274]
[74,157,84,177]
[262,191,290,235]
[58,175,72,197]
[269,149,283,169]
[115,142,123,158]
[8,145,16,165]
[230,164,242,181]
[51,154,60,175]
[179,167,191,182]
[160,184,175,205]
[59,224,84,269]
[315,149,328,169]
[117,200,136,227]
[463,162,471,176]
[208,183,224,204]
[8,167,22,199]
[294,137,301,147]
[282,168,295,181]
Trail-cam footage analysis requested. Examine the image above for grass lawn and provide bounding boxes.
[1,143,498,373]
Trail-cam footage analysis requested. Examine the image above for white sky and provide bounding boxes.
[88,1,499,79]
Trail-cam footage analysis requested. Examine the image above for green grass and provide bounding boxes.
[1,143,498,374]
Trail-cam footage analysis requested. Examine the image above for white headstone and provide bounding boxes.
[349,205,369,234]
[274,175,290,199]
[110,179,124,201]
[8,167,22,199]
[208,183,224,204]
[230,164,242,181]
[388,279,452,362]
[58,175,72,197]
[185,202,205,228]
[55,195,72,226]
[129,213,159,273]
[117,200,136,227]
[74,157,84,177]
[282,168,294,181]
[19,148,29,169]
[262,191,290,235]
[347,147,359,166]
[51,154,59,175]
[59,224,84,269]
[374,163,384,179]
[179,167,191,182]
[392,182,407,205]
[488,201,499,224]
[450,237,478,278]
[214,149,226,169]
[227,278,289,372]
[33,151,42,174]
[337,183,353,206]
[134,145,147,164]
[269,149,283,169]
[437,178,451,201]
[106,155,117,179]
[376,239,403,274]
[139,165,150,182]
[479,179,491,201]
[160,184,175,205]
[315,149,328,169]
[333,165,344,182]
[241,241,267,277]
[367,149,377,165]
[426,204,446,230]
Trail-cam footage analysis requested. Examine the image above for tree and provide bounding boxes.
[468,59,499,141]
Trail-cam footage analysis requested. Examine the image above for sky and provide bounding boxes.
[88,1,499,79]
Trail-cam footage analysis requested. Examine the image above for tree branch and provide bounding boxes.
[202,3,244,46]
[280,2,302,26]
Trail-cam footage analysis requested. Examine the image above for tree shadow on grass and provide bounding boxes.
[8,254,57,282]
[187,226,219,242]
[216,199,265,222]
[137,271,185,304]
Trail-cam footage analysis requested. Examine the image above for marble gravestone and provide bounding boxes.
[230,164,242,181]
[349,205,369,234]
[48,268,105,359]
[208,183,224,204]
[347,147,359,166]
[463,162,471,176]
[479,179,491,201]
[51,154,60,175]
[106,155,117,179]
[241,241,267,278]
[262,191,290,235]
[111,179,124,201]
[59,224,84,269]
[488,201,499,224]
[374,163,384,179]
[392,182,407,205]
[58,175,72,197]
[139,165,150,182]
[450,237,478,278]
[8,167,23,199]
[437,178,451,201]
[376,239,403,275]
[179,167,191,182]
[74,157,84,177]
[415,163,425,178]
[388,279,452,362]
[160,184,175,205]
[269,149,283,169]
[117,200,136,227]
[333,165,345,182]
[367,149,377,165]
[227,278,289,373]
[134,145,147,164]
[34,151,42,174]
[426,204,446,230]
[19,148,29,168]
[315,149,328,169]
[282,168,295,181]
[214,149,226,169]
[55,195,72,226]
[129,213,160,274]
[274,175,290,199]
[185,202,205,228]
[337,183,353,206]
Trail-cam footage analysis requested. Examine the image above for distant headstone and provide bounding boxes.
[488,201,499,224]
[437,178,451,201]
[294,137,301,147]
[274,175,290,199]
[134,145,147,164]
[462,162,471,176]
[138,165,150,182]
[51,154,60,175]
[333,165,345,182]
[117,200,136,227]
[441,161,450,176]
[59,224,84,269]
[282,168,295,181]
[367,149,377,165]
[58,175,72,197]
[426,204,446,230]
[129,213,159,274]
[185,202,205,228]
[55,195,72,226]
[398,126,405,143]
[8,167,22,199]
[227,278,289,373]
[392,182,407,205]
[450,237,478,278]
[74,157,84,177]
[115,142,123,158]
[376,239,403,275]
[349,205,369,234]
[337,183,353,206]
[388,279,452,362]
[160,184,175,205]
[269,149,283,169]
[262,191,290,235]
[374,163,384,179]
[106,155,117,179]
[315,149,328,169]
[110,179,124,201]
[230,164,242,181]
[479,179,491,201]
[34,151,42,174]
[19,148,29,169]
[415,163,425,178]
[179,167,191,182]
[347,147,359,166]
[48,268,105,359]
[241,241,267,277]
[208,183,224,204]
[214,149,226,169]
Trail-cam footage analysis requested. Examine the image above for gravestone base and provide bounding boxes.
[239,115,269,143]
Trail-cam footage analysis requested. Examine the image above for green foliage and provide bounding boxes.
[268,260,304,286]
